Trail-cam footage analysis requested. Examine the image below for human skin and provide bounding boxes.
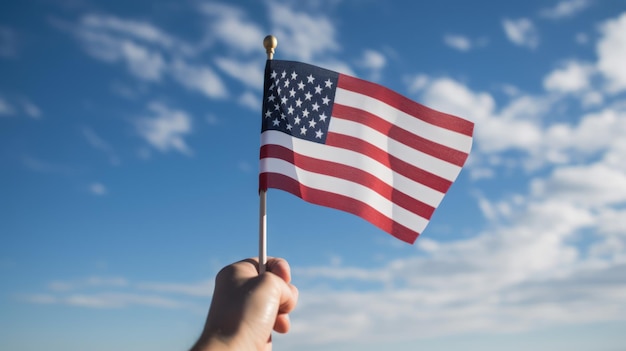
[190,257,299,351]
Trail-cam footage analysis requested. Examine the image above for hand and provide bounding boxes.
[191,257,299,351]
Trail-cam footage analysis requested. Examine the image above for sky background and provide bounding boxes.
[2,0,626,350]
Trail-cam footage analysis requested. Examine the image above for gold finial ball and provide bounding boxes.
[263,35,278,51]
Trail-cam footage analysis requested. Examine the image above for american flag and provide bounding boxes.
[259,60,474,244]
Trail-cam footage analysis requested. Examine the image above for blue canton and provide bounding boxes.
[261,60,339,144]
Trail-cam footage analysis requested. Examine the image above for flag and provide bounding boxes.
[259,60,474,244]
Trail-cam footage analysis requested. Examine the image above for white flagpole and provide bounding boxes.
[259,35,277,275]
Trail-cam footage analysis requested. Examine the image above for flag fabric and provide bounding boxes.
[259,60,474,244]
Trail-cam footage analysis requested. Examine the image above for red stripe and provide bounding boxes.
[260,144,435,220]
[326,133,453,193]
[337,74,474,137]
[332,104,470,167]
[259,173,420,244]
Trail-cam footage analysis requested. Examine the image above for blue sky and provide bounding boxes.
[2,0,626,350]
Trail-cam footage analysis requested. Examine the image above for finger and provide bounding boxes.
[273,281,298,333]
[278,283,298,314]
[273,313,290,333]
[266,257,291,283]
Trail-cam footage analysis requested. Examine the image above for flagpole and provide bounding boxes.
[259,35,277,275]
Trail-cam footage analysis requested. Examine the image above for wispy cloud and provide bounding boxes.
[0,96,14,116]
[267,1,340,62]
[63,13,229,99]
[0,26,18,58]
[357,49,386,81]
[543,60,594,93]
[597,12,626,93]
[21,155,77,175]
[135,102,194,156]
[502,18,539,49]
[20,275,213,310]
[443,34,488,52]
[540,0,592,19]
[88,182,108,196]
[169,59,228,99]
[82,126,120,165]
[0,95,42,119]
[443,34,472,51]
[198,2,265,54]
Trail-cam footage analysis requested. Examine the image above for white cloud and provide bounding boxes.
[531,163,626,207]
[71,14,229,99]
[76,22,167,81]
[135,102,193,155]
[356,49,387,81]
[359,49,386,70]
[0,96,15,116]
[170,59,228,99]
[238,91,260,111]
[418,77,544,154]
[136,280,213,297]
[214,57,264,89]
[543,60,594,93]
[21,155,76,175]
[61,292,185,309]
[0,95,42,118]
[0,26,18,58]
[82,127,120,165]
[21,98,41,118]
[444,34,472,51]
[596,12,626,93]
[199,2,265,54]
[268,2,340,61]
[540,0,591,19]
[49,276,127,291]
[22,275,212,309]
[502,18,539,49]
[89,182,108,196]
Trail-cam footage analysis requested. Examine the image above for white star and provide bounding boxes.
[295,98,303,107]
[280,112,286,120]
[314,85,323,94]
[281,96,288,105]
[319,112,328,122]
[265,110,272,118]
[315,129,324,138]
[281,70,287,78]
[302,108,310,118]
[291,71,298,80]
[304,92,312,101]
[311,102,320,111]
[289,88,296,97]
[284,79,290,88]
[271,70,277,79]
[274,103,280,111]
[277,86,282,95]
[294,116,301,125]
[297,81,305,90]
[322,96,330,105]
[325,78,333,88]
[308,119,317,128]
[287,106,294,115]
[272,118,280,126]
[267,94,276,102]
[286,124,293,130]
[269,83,275,90]
[300,126,307,135]
[307,74,315,83]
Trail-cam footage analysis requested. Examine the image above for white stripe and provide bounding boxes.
[335,88,473,152]
[329,119,463,181]
[261,130,445,207]
[260,157,430,233]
